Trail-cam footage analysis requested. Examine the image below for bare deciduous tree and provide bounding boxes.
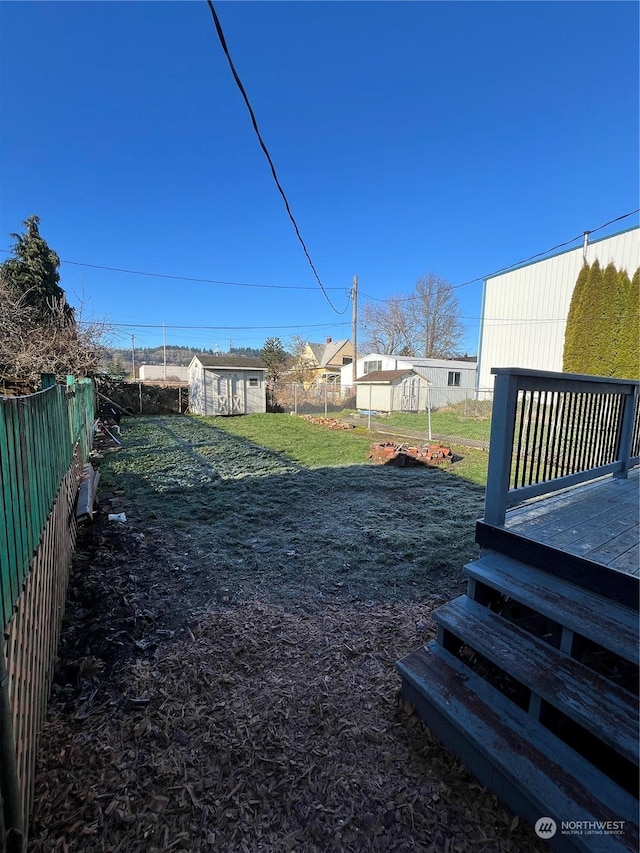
[410,273,464,358]
[360,296,416,356]
[0,276,110,390]
[287,334,318,384]
[360,274,464,358]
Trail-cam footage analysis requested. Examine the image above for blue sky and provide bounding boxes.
[1,1,638,356]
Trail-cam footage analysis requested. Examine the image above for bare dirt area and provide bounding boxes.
[29,416,546,852]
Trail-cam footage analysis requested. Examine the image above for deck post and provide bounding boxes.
[484,370,519,527]
[614,385,638,479]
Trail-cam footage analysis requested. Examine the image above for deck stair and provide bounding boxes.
[396,553,639,852]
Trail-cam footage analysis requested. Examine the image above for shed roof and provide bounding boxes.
[192,355,266,369]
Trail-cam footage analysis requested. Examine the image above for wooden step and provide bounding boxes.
[433,596,639,765]
[465,553,639,664]
[396,643,639,853]
[474,523,639,610]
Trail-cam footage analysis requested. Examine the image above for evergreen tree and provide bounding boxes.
[582,260,609,375]
[563,262,590,373]
[0,216,108,387]
[562,260,606,375]
[614,268,639,379]
[595,262,621,376]
[260,337,287,382]
[0,215,73,322]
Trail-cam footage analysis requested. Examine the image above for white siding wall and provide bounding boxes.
[356,378,438,412]
[188,363,205,414]
[477,228,640,389]
[356,384,393,412]
[139,364,189,381]
[245,372,267,414]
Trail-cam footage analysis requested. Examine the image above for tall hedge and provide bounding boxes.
[563,260,639,379]
[614,267,639,379]
[563,262,591,374]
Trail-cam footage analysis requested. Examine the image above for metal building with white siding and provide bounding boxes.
[476,226,640,390]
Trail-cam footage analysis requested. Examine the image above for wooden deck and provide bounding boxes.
[503,468,639,576]
[397,371,639,851]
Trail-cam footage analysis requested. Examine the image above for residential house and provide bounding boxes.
[343,353,477,409]
[297,338,354,385]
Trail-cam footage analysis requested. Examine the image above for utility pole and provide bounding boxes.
[131,335,136,379]
[163,322,167,381]
[351,275,358,385]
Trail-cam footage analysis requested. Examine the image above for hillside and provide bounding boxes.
[103,345,262,376]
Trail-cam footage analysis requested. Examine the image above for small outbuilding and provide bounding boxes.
[342,353,477,407]
[355,369,430,413]
[188,355,267,416]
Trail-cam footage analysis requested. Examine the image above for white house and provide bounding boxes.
[476,226,640,390]
[342,353,477,409]
[188,355,267,416]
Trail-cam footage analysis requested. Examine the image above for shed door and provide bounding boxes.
[401,378,419,412]
[206,373,243,415]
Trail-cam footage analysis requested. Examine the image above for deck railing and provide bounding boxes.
[484,368,640,527]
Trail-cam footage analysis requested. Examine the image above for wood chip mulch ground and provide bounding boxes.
[29,581,547,851]
[28,427,547,851]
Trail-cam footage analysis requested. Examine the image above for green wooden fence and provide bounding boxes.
[0,379,95,632]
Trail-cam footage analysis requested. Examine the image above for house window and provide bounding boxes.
[342,357,352,365]
[249,378,259,387]
[447,371,461,387]
[364,360,382,374]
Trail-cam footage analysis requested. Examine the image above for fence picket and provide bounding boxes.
[0,378,95,847]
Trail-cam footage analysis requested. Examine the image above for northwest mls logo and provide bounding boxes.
[535,817,557,839]
[534,816,626,839]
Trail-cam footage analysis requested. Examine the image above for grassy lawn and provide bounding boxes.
[377,410,493,442]
[197,412,375,467]
[101,414,486,607]
[205,412,489,485]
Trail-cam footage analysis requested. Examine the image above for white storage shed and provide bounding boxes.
[188,355,267,416]
[355,369,430,413]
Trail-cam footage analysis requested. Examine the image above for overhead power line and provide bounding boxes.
[450,207,640,291]
[360,208,640,304]
[0,252,347,293]
[205,1,345,315]
[79,320,351,331]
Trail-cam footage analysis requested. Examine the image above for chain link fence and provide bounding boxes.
[269,381,357,415]
[270,382,494,448]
